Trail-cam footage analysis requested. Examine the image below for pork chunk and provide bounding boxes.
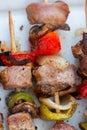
[0,66,32,89]
[7,113,35,130]
[26,1,70,25]
[33,64,76,90]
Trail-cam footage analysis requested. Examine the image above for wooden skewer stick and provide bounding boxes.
[84,0,87,32]
[9,11,21,92]
[9,11,17,53]
[54,92,60,113]
[43,0,48,3]
[85,0,87,28]
[43,0,60,113]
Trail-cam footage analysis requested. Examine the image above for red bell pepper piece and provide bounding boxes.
[0,55,13,66]
[0,32,61,66]
[0,52,35,66]
[77,82,87,98]
[11,52,35,62]
[31,31,61,56]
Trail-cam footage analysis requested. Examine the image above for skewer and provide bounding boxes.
[43,0,48,3]
[84,0,87,32]
[85,0,87,27]
[43,0,60,113]
[9,11,21,92]
[9,11,17,53]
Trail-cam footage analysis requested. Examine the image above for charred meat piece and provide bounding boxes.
[7,112,35,130]
[26,1,70,25]
[71,41,84,58]
[72,32,87,78]
[0,113,3,130]
[50,121,76,130]
[0,65,32,89]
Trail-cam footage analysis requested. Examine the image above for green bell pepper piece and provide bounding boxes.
[7,92,34,109]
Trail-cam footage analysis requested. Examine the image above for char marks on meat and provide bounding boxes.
[7,112,35,130]
[26,1,70,25]
[0,66,32,89]
[50,121,76,130]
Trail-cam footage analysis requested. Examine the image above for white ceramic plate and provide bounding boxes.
[0,0,87,130]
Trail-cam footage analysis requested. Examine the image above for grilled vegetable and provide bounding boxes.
[76,83,87,98]
[11,102,38,118]
[39,95,75,111]
[0,32,61,66]
[39,102,77,120]
[0,113,3,130]
[0,52,34,66]
[7,92,34,110]
[79,122,87,130]
[30,32,61,56]
[39,95,77,120]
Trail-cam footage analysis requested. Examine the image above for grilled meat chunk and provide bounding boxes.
[0,66,32,89]
[33,55,76,95]
[50,121,76,130]
[0,113,3,130]
[26,1,70,25]
[71,41,83,58]
[7,112,35,130]
[33,64,76,90]
[72,32,87,77]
